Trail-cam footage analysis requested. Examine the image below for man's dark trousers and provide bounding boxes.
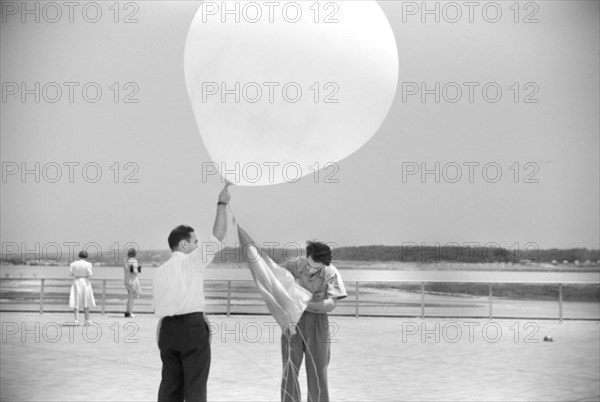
[158,312,210,402]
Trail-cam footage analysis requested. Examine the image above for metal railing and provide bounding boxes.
[1,269,599,321]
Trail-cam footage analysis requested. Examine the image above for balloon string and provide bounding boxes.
[223,201,285,399]
[281,328,323,402]
[225,197,319,400]
[282,334,302,402]
[297,329,322,402]
[223,336,281,401]
[225,203,238,247]
[282,337,292,400]
[227,204,237,228]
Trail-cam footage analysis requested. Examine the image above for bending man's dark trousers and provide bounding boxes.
[158,312,210,402]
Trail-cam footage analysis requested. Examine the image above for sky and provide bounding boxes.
[1,0,599,261]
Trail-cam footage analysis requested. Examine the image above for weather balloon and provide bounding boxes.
[184,0,398,185]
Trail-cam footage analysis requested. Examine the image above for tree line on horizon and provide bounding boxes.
[3,245,598,266]
[208,245,599,265]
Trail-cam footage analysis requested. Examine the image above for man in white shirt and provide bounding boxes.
[153,185,230,402]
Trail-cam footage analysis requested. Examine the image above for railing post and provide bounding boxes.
[355,281,359,318]
[39,279,45,315]
[420,282,425,318]
[102,280,106,315]
[227,280,231,317]
[558,283,563,323]
[489,283,493,319]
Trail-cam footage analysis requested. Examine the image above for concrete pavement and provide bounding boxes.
[1,312,598,401]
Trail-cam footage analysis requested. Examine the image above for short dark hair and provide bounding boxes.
[306,241,331,266]
[127,248,136,258]
[78,250,88,259]
[168,225,195,251]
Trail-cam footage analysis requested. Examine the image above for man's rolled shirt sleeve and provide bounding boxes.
[326,265,347,300]
[186,234,223,267]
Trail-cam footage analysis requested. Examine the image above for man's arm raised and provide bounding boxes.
[213,183,231,241]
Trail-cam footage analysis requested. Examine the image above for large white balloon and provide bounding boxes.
[184,0,398,186]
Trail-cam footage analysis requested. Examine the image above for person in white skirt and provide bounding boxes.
[69,250,96,325]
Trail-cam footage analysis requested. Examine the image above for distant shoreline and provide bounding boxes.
[2,261,599,273]
[3,245,598,268]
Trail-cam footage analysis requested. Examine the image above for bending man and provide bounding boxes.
[281,241,347,402]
